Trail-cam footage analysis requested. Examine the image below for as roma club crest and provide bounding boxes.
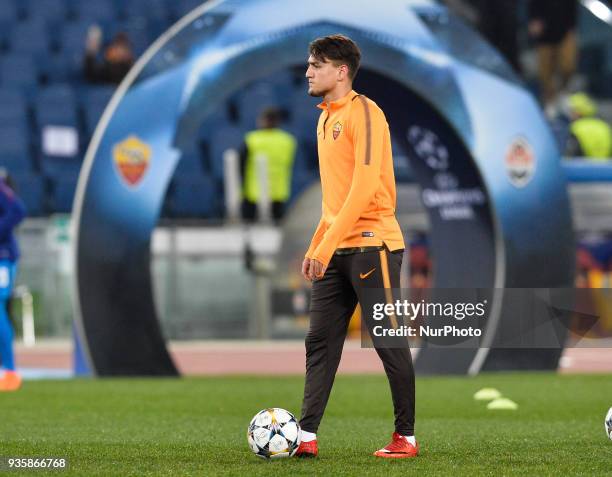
[332,121,342,140]
[113,135,151,188]
[505,137,536,188]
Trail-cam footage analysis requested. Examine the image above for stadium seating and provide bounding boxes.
[82,85,114,135]
[123,0,169,27]
[16,0,604,220]
[0,88,28,130]
[35,84,79,131]
[0,125,34,173]
[35,84,81,178]
[0,0,20,31]
[12,172,45,216]
[0,0,417,220]
[74,0,116,24]
[9,20,51,58]
[26,0,69,26]
[0,55,39,95]
[49,171,79,213]
[59,21,91,55]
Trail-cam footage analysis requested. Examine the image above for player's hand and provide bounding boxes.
[301,258,311,281]
[86,24,103,53]
[308,259,327,281]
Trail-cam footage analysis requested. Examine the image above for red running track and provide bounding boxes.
[14,340,612,375]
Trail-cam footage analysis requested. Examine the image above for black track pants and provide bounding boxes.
[299,248,416,436]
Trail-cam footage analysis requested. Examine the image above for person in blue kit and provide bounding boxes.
[0,171,26,392]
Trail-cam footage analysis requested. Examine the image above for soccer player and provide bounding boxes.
[295,35,417,458]
[0,172,26,392]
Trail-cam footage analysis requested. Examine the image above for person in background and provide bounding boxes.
[444,0,522,73]
[240,107,296,224]
[84,25,135,85]
[528,0,579,116]
[0,171,26,392]
[475,0,522,73]
[565,92,612,159]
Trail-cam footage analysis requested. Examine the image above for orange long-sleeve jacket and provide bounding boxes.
[305,89,405,267]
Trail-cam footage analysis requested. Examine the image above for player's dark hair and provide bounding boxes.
[309,34,361,80]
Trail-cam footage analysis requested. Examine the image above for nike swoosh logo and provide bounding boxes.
[360,268,376,279]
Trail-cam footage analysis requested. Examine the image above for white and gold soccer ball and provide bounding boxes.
[247,408,301,459]
[605,407,612,441]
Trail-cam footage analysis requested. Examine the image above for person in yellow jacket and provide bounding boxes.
[565,93,612,159]
[240,107,296,223]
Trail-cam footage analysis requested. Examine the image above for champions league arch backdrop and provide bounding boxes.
[72,0,574,376]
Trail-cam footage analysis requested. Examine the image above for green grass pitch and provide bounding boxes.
[1,373,611,476]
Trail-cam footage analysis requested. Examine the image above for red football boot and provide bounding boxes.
[295,439,318,458]
[373,432,419,458]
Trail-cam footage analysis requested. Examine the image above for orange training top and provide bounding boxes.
[305,89,405,267]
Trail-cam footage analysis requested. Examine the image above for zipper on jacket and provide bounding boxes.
[322,109,330,139]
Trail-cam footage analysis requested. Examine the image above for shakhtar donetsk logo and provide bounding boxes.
[332,121,342,140]
[505,137,535,188]
[113,135,151,187]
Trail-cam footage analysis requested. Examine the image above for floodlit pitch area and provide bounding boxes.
[1,373,610,476]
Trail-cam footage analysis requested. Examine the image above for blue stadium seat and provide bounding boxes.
[37,83,77,110]
[35,84,81,174]
[169,174,219,218]
[42,54,71,83]
[49,171,79,213]
[0,126,33,173]
[0,0,20,31]
[0,55,39,94]
[123,0,169,25]
[41,157,82,178]
[208,124,245,180]
[84,102,107,136]
[9,20,51,56]
[36,84,78,129]
[60,21,90,55]
[58,21,96,80]
[0,126,29,156]
[0,89,28,130]
[12,172,45,216]
[84,85,115,105]
[74,0,117,23]
[82,86,114,135]
[26,0,68,26]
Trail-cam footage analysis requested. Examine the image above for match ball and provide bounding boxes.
[605,407,612,440]
[247,408,301,459]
